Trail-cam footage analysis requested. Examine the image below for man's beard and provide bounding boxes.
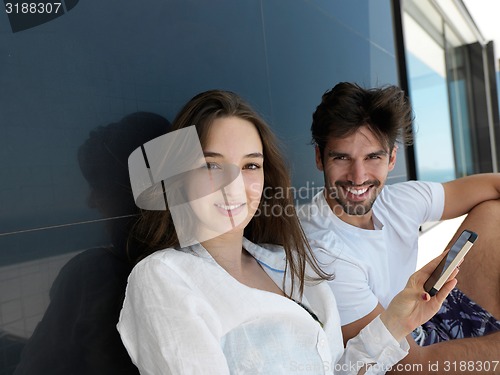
[326,180,381,216]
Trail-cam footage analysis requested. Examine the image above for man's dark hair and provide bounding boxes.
[311,82,414,161]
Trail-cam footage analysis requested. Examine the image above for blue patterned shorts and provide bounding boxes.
[412,288,500,346]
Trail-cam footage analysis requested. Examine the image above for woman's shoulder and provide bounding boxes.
[131,245,215,284]
[137,246,188,265]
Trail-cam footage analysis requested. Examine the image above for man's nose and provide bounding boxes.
[347,160,367,185]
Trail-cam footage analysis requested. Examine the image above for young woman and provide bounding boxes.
[117,90,456,374]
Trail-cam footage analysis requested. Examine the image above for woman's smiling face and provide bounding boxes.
[187,116,264,241]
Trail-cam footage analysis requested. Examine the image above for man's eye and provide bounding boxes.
[333,156,348,161]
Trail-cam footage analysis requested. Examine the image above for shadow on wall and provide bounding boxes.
[9,112,171,375]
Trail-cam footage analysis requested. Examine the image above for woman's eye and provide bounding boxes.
[244,163,261,170]
[203,162,221,170]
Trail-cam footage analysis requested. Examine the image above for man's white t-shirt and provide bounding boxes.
[298,181,444,325]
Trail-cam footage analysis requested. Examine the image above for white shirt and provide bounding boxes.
[117,238,409,374]
[298,181,444,325]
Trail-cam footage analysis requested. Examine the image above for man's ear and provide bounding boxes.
[388,144,398,172]
[315,145,324,172]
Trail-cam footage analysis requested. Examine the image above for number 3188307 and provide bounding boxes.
[5,3,62,14]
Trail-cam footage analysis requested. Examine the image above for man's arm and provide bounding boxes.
[342,304,500,375]
[442,173,500,220]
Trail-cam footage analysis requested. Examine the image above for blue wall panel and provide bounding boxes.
[0,1,399,372]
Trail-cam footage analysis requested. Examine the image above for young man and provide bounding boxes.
[299,82,500,374]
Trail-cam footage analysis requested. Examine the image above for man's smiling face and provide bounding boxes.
[316,125,397,226]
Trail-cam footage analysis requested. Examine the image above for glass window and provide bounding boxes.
[400,0,496,181]
[403,7,456,182]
